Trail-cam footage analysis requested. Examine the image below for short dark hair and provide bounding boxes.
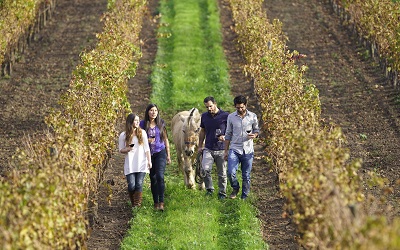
[233,95,247,106]
[203,96,216,103]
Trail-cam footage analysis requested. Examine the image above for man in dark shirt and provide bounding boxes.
[198,96,229,199]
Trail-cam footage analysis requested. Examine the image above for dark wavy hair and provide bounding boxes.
[233,95,247,106]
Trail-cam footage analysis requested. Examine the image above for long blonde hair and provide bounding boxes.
[125,113,143,146]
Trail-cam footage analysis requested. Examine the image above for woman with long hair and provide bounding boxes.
[119,113,152,207]
[140,104,171,211]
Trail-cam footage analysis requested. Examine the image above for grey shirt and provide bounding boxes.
[225,110,259,154]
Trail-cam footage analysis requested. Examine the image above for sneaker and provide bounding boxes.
[218,193,226,200]
[206,189,214,196]
[229,189,239,199]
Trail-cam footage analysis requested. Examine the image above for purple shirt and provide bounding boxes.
[140,120,166,155]
[200,109,229,151]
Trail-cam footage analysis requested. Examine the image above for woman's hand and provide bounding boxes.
[166,156,171,164]
[121,146,132,153]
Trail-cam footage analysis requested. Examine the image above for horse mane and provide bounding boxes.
[189,108,195,117]
[186,108,196,125]
[180,108,199,131]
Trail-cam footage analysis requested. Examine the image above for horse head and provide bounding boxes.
[181,108,200,157]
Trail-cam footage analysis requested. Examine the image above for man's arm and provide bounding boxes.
[223,139,230,161]
[223,115,232,160]
[252,112,260,138]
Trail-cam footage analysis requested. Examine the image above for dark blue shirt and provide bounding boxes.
[200,109,229,151]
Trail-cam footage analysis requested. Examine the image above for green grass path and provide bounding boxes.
[151,0,232,113]
[121,0,267,248]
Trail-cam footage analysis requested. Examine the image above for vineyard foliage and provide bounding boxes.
[227,0,400,248]
[0,0,145,248]
[333,0,400,82]
[0,0,48,67]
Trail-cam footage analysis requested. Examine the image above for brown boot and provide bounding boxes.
[154,203,159,210]
[134,192,142,207]
[129,191,135,207]
[159,202,164,212]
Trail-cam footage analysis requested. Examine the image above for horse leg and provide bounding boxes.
[184,158,195,189]
[184,170,191,188]
[198,179,205,190]
[188,169,195,189]
[177,153,186,187]
[185,157,196,188]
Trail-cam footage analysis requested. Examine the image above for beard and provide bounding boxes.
[208,109,217,115]
[237,109,246,115]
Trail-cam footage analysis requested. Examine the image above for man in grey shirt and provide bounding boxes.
[224,95,259,199]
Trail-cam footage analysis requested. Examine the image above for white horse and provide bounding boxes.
[171,108,204,189]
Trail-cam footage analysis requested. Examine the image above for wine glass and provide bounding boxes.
[148,128,156,143]
[246,127,252,134]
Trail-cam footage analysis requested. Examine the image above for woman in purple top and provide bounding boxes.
[140,104,171,211]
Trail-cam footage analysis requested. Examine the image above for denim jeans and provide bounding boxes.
[227,149,254,199]
[149,148,167,203]
[126,172,146,192]
[202,149,227,196]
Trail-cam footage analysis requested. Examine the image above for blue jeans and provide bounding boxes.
[126,172,146,192]
[227,149,254,199]
[150,148,167,203]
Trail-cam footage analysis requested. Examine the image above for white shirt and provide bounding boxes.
[118,129,150,175]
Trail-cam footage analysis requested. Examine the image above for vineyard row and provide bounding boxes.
[0,0,146,248]
[227,0,400,248]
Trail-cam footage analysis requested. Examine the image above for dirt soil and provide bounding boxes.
[0,0,109,175]
[1,0,399,249]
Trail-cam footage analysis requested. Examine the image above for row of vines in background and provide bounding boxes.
[330,0,400,86]
[226,0,400,248]
[0,0,55,76]
[0,0,145,248]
